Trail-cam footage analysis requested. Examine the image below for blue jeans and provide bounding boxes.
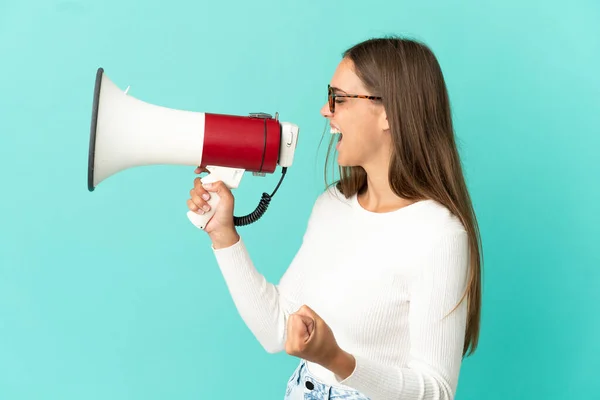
[284,360,370,399]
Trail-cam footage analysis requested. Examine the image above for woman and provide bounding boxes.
[187,36,483,400]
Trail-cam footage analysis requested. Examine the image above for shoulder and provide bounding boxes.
[422,200,470,247]
[310,184,352,213]
[416,200,466,233]
[403,199,469,252]
[299,185,353,234]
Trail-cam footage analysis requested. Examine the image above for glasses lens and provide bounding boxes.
[328,86,334,113]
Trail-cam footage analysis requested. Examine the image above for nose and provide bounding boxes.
[320,102,332,118]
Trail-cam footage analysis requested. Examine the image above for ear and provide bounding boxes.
[378,108,389,132]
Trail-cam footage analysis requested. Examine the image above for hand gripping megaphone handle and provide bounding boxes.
[186,192,221,230]
[186,166,244,230]
[186,164,289,230]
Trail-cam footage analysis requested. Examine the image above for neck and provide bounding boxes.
[358,157,415,213]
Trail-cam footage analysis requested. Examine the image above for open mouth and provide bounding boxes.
[331,126,342,141]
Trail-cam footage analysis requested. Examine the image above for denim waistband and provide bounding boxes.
[287,360,371,400]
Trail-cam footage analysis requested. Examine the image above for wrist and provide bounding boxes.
[209,228,239,249]
[323,347,355,381]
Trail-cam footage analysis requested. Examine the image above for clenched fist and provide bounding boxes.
[285,305,341,368]
[187,166,239,249]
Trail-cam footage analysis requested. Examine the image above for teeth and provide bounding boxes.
[330,127,341,134]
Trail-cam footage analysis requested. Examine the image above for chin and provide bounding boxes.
[337,153,357,168]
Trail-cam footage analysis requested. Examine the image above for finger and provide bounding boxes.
[187,199,203,214]
[187,199,204,213]
[288,314,305,333]
[286,315,307,351]
[192,179,212,200]
[193,189,211,203]
[290,314,314,340]
[299,315,315,340]
[188,195,209,213]
[194,166,209,174]
[193,177,205,188]
[189,189,211,213]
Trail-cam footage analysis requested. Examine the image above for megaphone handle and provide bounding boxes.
[187,192,221,230]
[185,166,243,230]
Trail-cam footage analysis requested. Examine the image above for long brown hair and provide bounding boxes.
[322,36,483,357]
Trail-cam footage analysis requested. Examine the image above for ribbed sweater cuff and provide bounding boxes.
[337,354,423,400]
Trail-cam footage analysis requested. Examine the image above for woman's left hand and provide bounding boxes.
[285,304,341,368]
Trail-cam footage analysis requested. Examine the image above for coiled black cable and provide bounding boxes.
[233,167,287,226]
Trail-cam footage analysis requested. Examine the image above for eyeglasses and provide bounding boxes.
[327,84,382,113]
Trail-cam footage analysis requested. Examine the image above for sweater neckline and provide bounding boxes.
[350,192,434,217]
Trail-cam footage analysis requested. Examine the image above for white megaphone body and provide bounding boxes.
[88,67,299,230]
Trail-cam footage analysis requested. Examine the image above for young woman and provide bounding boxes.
[187,36,483,400]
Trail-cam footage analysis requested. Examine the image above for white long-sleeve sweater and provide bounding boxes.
[212,186,470,400]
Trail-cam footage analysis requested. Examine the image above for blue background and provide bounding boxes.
[1,1,599,399]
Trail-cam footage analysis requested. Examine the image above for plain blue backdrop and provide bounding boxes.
[1,1,599,399]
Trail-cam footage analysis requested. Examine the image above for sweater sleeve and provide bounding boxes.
[336,229,470,400]
[210,195,324,353]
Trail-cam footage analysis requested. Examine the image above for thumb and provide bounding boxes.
[202,180,229,195]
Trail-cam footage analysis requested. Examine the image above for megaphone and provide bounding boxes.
[88,67,299,230]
